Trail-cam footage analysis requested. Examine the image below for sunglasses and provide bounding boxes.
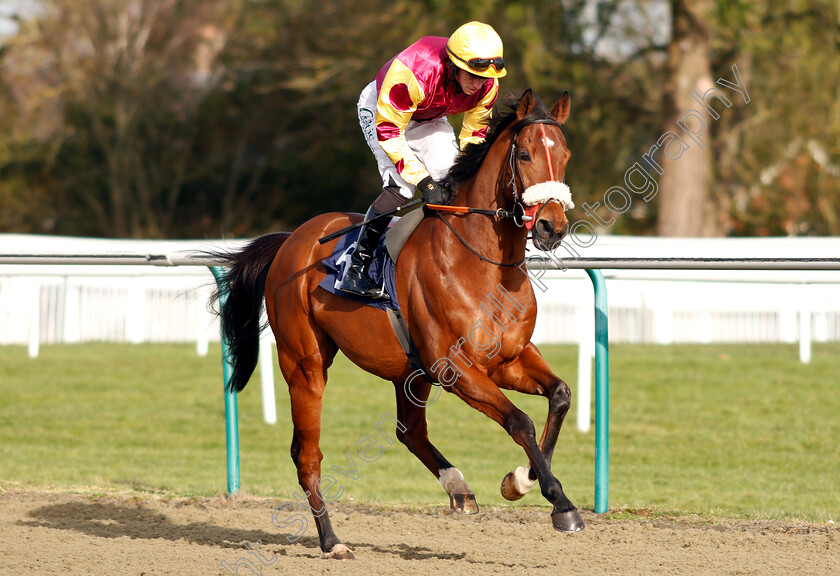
[449,51,505,73]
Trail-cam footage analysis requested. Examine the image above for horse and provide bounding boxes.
[212,89,582,560]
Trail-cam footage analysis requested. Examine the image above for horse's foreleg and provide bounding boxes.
[493,343,571,501]
[393,377,479,514]
[281,348,354,560]
[450,367,584,532]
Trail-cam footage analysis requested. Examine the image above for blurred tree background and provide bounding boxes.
[0,0,837,239]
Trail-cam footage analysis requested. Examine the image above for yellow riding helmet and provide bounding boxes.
[446,21,507,79]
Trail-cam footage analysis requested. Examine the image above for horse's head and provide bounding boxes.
[444,89,574,258]
[505,90,573,252]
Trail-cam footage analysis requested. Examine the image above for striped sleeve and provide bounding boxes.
[459,79,498,149]
[375,59,429,186]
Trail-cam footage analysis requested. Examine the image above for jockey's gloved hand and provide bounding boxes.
[417,176,454,206]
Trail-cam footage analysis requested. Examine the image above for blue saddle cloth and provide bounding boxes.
[318,224,400,311]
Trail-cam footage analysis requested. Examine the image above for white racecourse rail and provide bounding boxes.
[2,233,840,432]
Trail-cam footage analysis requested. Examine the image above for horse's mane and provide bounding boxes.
[445,92,554,190]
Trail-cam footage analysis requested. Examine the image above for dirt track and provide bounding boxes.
[0,490,837,575]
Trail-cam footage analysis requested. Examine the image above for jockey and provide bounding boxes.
[338,21,506,300]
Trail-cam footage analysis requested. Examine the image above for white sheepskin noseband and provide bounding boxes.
[521,181,574,211]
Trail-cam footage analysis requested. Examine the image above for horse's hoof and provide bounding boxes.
[500,467,535,501]
[321,543,355,560]
[450,492,479,514]
[500,471,525,501]
[551,508,585,533]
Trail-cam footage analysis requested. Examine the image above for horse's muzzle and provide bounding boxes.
[533,218,569,252]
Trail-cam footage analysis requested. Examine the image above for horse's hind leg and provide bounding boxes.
[276,331,353,560]
[394,377,479,514]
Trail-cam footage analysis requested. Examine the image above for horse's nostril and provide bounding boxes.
[536,219,555,236]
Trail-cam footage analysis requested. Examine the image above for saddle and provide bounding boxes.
[318,207,436,382]
[318,207,423,308]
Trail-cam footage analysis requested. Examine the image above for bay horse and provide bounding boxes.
[213,89,582,559]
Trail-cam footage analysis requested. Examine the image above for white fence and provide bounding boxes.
[3,234,840,355]
[529,235,840,356]
[0,269,218,357]
[531,273,840,345]
[0,235,236,357]
[3,233,840,433]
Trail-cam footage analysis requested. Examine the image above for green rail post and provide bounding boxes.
[585,269,609,513]
[209,266,241,495]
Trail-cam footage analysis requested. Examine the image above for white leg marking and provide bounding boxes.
[513,465,537,495]
[438,467,472,494]
[321,543,354,560]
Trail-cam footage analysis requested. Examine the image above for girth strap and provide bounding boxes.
[385,307,439,385]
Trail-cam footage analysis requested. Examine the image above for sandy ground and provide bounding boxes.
[0,489,837,575]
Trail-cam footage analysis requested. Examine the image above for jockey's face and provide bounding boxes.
[455,68,486,96]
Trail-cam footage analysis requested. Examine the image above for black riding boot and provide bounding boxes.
[337,206,393,300]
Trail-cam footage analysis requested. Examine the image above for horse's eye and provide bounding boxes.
[518,150,531,161]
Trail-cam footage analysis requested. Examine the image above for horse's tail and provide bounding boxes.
[209,232,291,393]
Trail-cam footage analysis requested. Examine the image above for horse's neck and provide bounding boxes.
[405,176,536,323]
[425,179,537,330]
[447,178,528,267]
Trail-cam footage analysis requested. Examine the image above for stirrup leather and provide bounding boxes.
[337,206,392,300]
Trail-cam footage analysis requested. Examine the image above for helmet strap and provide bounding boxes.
[445,60,460,91]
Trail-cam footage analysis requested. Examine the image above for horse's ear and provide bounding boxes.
[516,89,536,119]
[551,90,571,125]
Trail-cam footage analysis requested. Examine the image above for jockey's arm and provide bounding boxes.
[375,60,429,186]
[459,79,498,149]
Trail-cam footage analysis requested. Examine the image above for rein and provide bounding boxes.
[431,210,526,267]
[425,116,564,268]
[424,203,524,221]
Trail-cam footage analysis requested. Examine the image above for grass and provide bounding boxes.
[0,342,838,522]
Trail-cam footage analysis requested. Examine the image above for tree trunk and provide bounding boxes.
[657,0,717,237]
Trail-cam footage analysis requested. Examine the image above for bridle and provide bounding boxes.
[505,118,565,227]
[427,117,566,267]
